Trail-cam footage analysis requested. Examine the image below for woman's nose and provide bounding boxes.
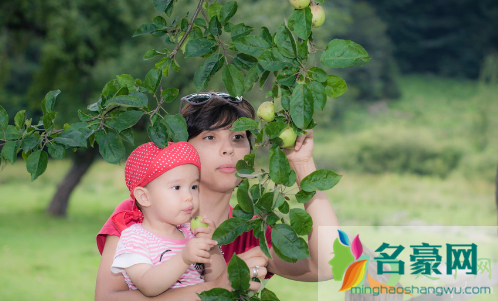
[220,139,235,156]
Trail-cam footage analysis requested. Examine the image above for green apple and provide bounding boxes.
[310,5,326,28]
[190,216,208,230]
[278,127,298,149]
[289,0,310,10]
[257,101,275,122]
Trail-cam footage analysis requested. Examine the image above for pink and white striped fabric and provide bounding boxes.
[111,223,203,290]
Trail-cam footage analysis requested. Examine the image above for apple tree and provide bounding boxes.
[0,0,370,299]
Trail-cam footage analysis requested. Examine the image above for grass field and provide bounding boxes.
[0,76,497,300]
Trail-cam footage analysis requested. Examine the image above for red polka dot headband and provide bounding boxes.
[125,141,201,200]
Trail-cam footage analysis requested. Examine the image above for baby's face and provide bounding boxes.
[145,164,200,226]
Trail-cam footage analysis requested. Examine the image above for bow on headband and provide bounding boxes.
[111,206,144,234]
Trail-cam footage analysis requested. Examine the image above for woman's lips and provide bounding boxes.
[217,164,237,173]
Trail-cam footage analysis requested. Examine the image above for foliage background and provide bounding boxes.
[1,0,497,300]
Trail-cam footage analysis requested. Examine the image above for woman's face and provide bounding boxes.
[188,128,250,193]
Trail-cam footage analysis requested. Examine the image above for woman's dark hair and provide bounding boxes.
[180,95,256,149]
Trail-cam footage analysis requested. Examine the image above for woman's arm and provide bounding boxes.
[267,130,339,281]
[203,246,226,282]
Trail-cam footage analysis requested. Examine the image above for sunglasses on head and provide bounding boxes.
[178,92,243,113]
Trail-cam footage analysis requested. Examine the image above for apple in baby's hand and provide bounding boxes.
[289,0,310,10]
[190,216,208,230]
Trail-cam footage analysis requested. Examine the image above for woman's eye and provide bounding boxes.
[203,135,215,140]
[234,134,245,140]
[172,186,180,190]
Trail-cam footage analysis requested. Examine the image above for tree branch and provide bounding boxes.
[169,0,206,59]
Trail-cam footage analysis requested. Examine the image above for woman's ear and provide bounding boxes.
[134,186,151,208]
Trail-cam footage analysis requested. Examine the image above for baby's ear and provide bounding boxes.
[134,187,151,208]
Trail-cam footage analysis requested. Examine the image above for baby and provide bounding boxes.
[110,141,225,296]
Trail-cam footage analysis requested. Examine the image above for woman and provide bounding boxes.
[95,92,339,300]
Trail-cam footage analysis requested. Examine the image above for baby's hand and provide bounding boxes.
[192,217,216,240]
[182,237,218,265]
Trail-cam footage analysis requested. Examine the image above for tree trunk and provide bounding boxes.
[46,147,99,216]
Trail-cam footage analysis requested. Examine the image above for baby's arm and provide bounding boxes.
[191,217,226,282]
[125,237,217,297]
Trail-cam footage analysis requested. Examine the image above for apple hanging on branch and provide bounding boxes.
[257,101,276,122]
[310,5,326,28]
[289,0,311,10]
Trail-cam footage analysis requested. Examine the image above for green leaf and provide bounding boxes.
[155,57,171,70]
[288,7,312,40]
[42,112,57,133]
[95,130,125,165]
[259,70,270,89]
[1,140,18,164]
[232,117,258,131]
[212,217,249,245]
[153,0,174,13]
[232,204,254,220]
[227,253,250,292]
[116,74,135,88]
[26,150,48,181]
[278,200,290,214]
[300,169,342,192]
[250,184,262,202]
[295,189,316,203]
[255,192,274,214]
[14,110,26,129]
[41,90,61,115]
[47,143,65,159]
[285,169,297,187]
[236,159,254,175]
[0,105,9,129]
[161,88,179,103]
[194,18,207,28]
[261,288,281,301]
[275,24,297,59]
[257,225,272,259]
[269,147,291,185]
[324,75,348,98]
[133,24,158,37]
[237,179,254,214]
[271,224,310,261]
[145,68,162,93]
[320,39,371,68]
[162,114,188,142]
[259,27,273,46]
[219,1,237,25]
[244,64,261,92]
[276,68,296,87]
[185,39,218,58]
[289,208,313,236]
[258,48,295,72]
[119,128,134,145]
[144,49,164,60]
[297,40,309,61]
[194,53,225,91]
[147,122,169,148]
[264,121,287,139]
[198,288,235,301]
[307,81,327,111]
[106,110,144,133]
[152,15,168,28]
[104,95,148,108]
[21,134,39,154]
[233,54,257,70]
[222,64,245,97]
[208,16,222,36]
[309,67,327,83]
[0,125,22,140]
[230,23,254,41]
[208,2,223,19]
[290,84,314,129]
[53,130,87,148]
[233,35,271,56]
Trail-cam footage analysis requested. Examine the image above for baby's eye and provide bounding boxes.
[172,186,180,190]
[191,185,198,190]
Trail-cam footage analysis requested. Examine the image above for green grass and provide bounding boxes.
[1,75,497,300]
